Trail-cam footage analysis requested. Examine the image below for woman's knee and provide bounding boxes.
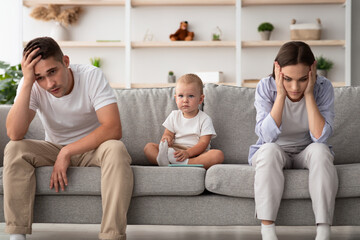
[253,143,286,167]
[307,143,334,166]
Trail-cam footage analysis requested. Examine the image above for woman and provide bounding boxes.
[249,41,338,240]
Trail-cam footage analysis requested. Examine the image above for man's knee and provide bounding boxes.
[4,140,31,165]
[98,140,132,165]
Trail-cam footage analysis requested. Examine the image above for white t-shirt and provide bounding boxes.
[275,97,312,151]
[163,110,216,150]
[16,64,117,145]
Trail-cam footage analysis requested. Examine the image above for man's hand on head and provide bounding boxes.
[50,147,71,192]
[21,47,42,85]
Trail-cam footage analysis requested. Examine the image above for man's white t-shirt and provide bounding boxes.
[163,110,216,150]
[16,64,117,145]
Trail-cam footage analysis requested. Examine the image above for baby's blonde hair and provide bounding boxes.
[176,74,204,95]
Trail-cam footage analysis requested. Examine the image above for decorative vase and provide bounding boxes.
[50,22,68,41]
[317,69,328,78]
[168,75,176,83]
[259,31,271,41]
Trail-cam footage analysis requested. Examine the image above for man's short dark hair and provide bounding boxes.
[23,37,64,63]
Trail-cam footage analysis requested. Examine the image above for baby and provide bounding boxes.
[144,74,224,169]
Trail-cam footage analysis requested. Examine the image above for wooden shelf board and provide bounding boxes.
[132,41,236,48]
[242,0,345,6]
[23,41,125,48]
[132,0,235,6]
[23,0,125,7]
[242,40,345,48]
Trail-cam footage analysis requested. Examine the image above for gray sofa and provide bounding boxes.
[0,83,360,226]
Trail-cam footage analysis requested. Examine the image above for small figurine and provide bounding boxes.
[169,21,194,41]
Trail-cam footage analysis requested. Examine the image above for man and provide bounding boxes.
[3,37,133,240]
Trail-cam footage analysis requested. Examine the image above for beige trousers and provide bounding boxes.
[3,139,134,240]
[252,143,338,224]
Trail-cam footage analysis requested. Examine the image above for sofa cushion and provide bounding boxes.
[205,163,360,199]
[114,87,178,165]
[329,87,360,165]
[0,165,206,197]
[203,84,258,164]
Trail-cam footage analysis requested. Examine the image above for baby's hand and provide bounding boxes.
[161,136,173,147]
[174,150,190,162]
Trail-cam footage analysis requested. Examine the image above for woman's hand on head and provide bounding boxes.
[274,61,287,98]
[304,61,317,97]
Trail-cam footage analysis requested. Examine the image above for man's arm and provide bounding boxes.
[50,103,121,192]
[6,48,41,140]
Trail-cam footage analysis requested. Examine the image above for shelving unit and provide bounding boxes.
[21,0,351,88]
[238,0,351,87]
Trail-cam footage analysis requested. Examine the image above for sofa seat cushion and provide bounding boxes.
[205,163,360,199]
[0,165,206,197]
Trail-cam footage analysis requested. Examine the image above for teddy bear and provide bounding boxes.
[169,21,194,41]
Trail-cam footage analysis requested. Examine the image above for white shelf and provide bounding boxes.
[131,0,235,6]
[23,40,344,49]
[132,41,236,48]
[22,0,346,7]
[23,41,125,48]
[23,0,125,7]
[242,0,345,6]
[242,40,345,48]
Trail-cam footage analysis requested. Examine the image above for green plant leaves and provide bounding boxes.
[0,61,22,104]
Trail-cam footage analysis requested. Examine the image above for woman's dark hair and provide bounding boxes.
[272,41,315,78]
[23,37,64,63]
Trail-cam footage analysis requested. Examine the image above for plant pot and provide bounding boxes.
[168,75,176,83]
[50,22,69,41]
[317,69,328,78]
[259,31,271,41]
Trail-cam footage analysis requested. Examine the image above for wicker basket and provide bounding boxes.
[290,19,321,40]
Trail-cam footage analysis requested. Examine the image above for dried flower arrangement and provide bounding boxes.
[30,5,82,27]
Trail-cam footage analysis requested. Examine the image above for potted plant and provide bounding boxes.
[212,26,222,41]
[168,71,176,83]
[316,55,333,78]
[0,61,22,104]
[258,22,274,41]
[90,57,101,68]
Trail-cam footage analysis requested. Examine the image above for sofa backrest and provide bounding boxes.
[328,87,360,165]
[114,87,177,165]
[203,84,258,164]
[1,85,360,166]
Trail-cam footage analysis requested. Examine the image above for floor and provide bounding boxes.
[1,224,360,240]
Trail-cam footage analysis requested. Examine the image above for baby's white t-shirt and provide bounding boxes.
[16,64,117,145]
[163,110,216,150]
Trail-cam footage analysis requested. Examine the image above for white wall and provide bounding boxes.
[1,1,358,85]
[0,0,22,66]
